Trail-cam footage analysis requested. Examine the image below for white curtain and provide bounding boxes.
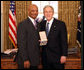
[32,1,58,19]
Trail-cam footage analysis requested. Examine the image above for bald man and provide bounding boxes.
[15,4,40,69]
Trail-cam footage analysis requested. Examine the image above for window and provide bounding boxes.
[32,1,58,19]
[1,1,4,52]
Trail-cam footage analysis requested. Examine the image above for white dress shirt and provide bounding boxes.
[46,17,54,32]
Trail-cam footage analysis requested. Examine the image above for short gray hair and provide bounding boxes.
[43,5,54,13]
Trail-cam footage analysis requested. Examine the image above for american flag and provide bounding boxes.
[9,1,17,48]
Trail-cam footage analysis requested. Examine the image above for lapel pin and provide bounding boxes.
[54,26,56,28]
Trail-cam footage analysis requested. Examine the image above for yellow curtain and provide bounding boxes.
[58,1,80,47]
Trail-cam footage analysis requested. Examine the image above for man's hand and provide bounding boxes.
[60,56,67,64]
[24,60,30,68]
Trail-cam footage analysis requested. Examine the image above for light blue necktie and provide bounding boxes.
[46,22,49,36]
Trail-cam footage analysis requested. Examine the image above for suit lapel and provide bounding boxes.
[47,18,57,38]
[27,17,37,30]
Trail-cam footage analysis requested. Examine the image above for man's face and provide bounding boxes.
[44,7,54,21]
[29,5,38,19]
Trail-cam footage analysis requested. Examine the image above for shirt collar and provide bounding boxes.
[47,17,54,24]
[28,16,35,23]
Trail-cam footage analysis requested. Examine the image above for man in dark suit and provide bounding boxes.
[15,4,40,69]
[40,5,68,69]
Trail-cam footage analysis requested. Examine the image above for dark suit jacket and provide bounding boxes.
[15,17,40,67]
[40,18,68,64]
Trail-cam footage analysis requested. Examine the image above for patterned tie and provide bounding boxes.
[46,22,49,36]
